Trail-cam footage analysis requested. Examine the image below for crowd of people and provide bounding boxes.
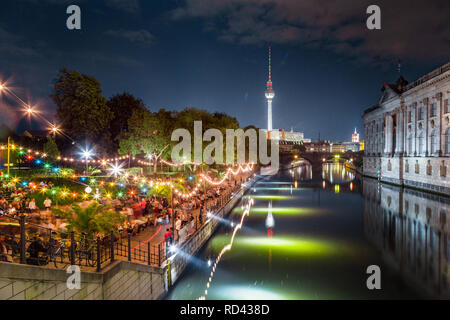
[0,180,54,217]
[0,172,249,265]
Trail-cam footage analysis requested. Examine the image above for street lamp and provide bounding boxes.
[80,147,94,175]
[108,162,124,177]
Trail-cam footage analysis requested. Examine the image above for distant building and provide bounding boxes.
[343,142,360,152]
[352,128,360,143]
[304,141,330,153]
[330,142,346,153]
[362,62,450,194]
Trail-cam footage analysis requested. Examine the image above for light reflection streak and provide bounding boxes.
[198,198,255,300]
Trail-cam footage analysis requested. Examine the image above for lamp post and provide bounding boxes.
[81,148,93,176]
[6,136,11,176]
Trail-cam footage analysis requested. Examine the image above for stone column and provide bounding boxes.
[436,92,443,156]
[388,114,394,155]
[441,94,448,154]
[383,115,390,154]
[414,103,418,156]
[364,124,368,156]
[424,98,429,156]
[411,104,416,156]
[397,108,404,155]
[379,118,384,156]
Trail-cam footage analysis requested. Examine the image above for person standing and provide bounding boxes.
[44,197,52,212]
[164,228,173,258]
[28,198,38,213]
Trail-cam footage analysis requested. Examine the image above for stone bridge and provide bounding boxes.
[280,151,363,170]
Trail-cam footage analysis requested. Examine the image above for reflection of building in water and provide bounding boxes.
[322,163,355,184]
[290,162,312,181]
[363,179,449,298]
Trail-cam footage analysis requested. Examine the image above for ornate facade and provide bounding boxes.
[363,62,450,194]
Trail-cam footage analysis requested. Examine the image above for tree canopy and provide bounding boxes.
[43,136,60,161]
[118,108,171,157]
[107,92,147,150]
[50,68,114,155]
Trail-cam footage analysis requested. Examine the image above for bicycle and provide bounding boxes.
[46,239,69,268]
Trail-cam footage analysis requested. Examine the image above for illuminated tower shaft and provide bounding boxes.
[267,100,272,131]
[265,45,275,132]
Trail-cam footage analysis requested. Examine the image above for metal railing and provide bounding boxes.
[0,213,163,271]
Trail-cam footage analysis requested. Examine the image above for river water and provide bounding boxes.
[167,162,449,300]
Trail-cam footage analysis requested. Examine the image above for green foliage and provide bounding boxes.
[107,92,147,150]
[52,202,125,238]
[43,136,60,161]
[118,108,170,157]
[146,182,184,200]
[50,68,114,155]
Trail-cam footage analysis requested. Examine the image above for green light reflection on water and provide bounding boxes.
[242,195,293,200]
[210,235,342,257]
[256,182,293,185]
[251,187,297,191]
[232,206,321,215]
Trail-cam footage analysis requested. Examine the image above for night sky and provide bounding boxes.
[0,0,448,142]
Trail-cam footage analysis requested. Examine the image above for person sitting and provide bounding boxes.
[0,235,13,263]
[26,234,47,265]
[5,236,19,258]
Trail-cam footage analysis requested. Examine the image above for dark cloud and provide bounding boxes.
[172,0,450,63]
[104,29,156,45]
[104,0,140,13]
[0,26,39,58]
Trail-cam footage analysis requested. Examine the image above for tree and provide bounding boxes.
[52,202,125,238]
[43,136,60,161]
[50,68,114,155]
[118,108,171,174]
[107,92,146,150]
[173,108,240,163]
[146,182,184,200]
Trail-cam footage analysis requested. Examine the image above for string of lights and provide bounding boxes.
[160,159,202,167]
[198,197,254,300]
[199,164,254,185]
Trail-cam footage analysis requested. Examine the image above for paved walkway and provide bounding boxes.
[128,171,251,253]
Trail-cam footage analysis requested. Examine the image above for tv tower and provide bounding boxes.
[265,45,275,132]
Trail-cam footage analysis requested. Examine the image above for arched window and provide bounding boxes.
[430,130,438,154]
[418,132,425,155]
[446,127,450,154]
